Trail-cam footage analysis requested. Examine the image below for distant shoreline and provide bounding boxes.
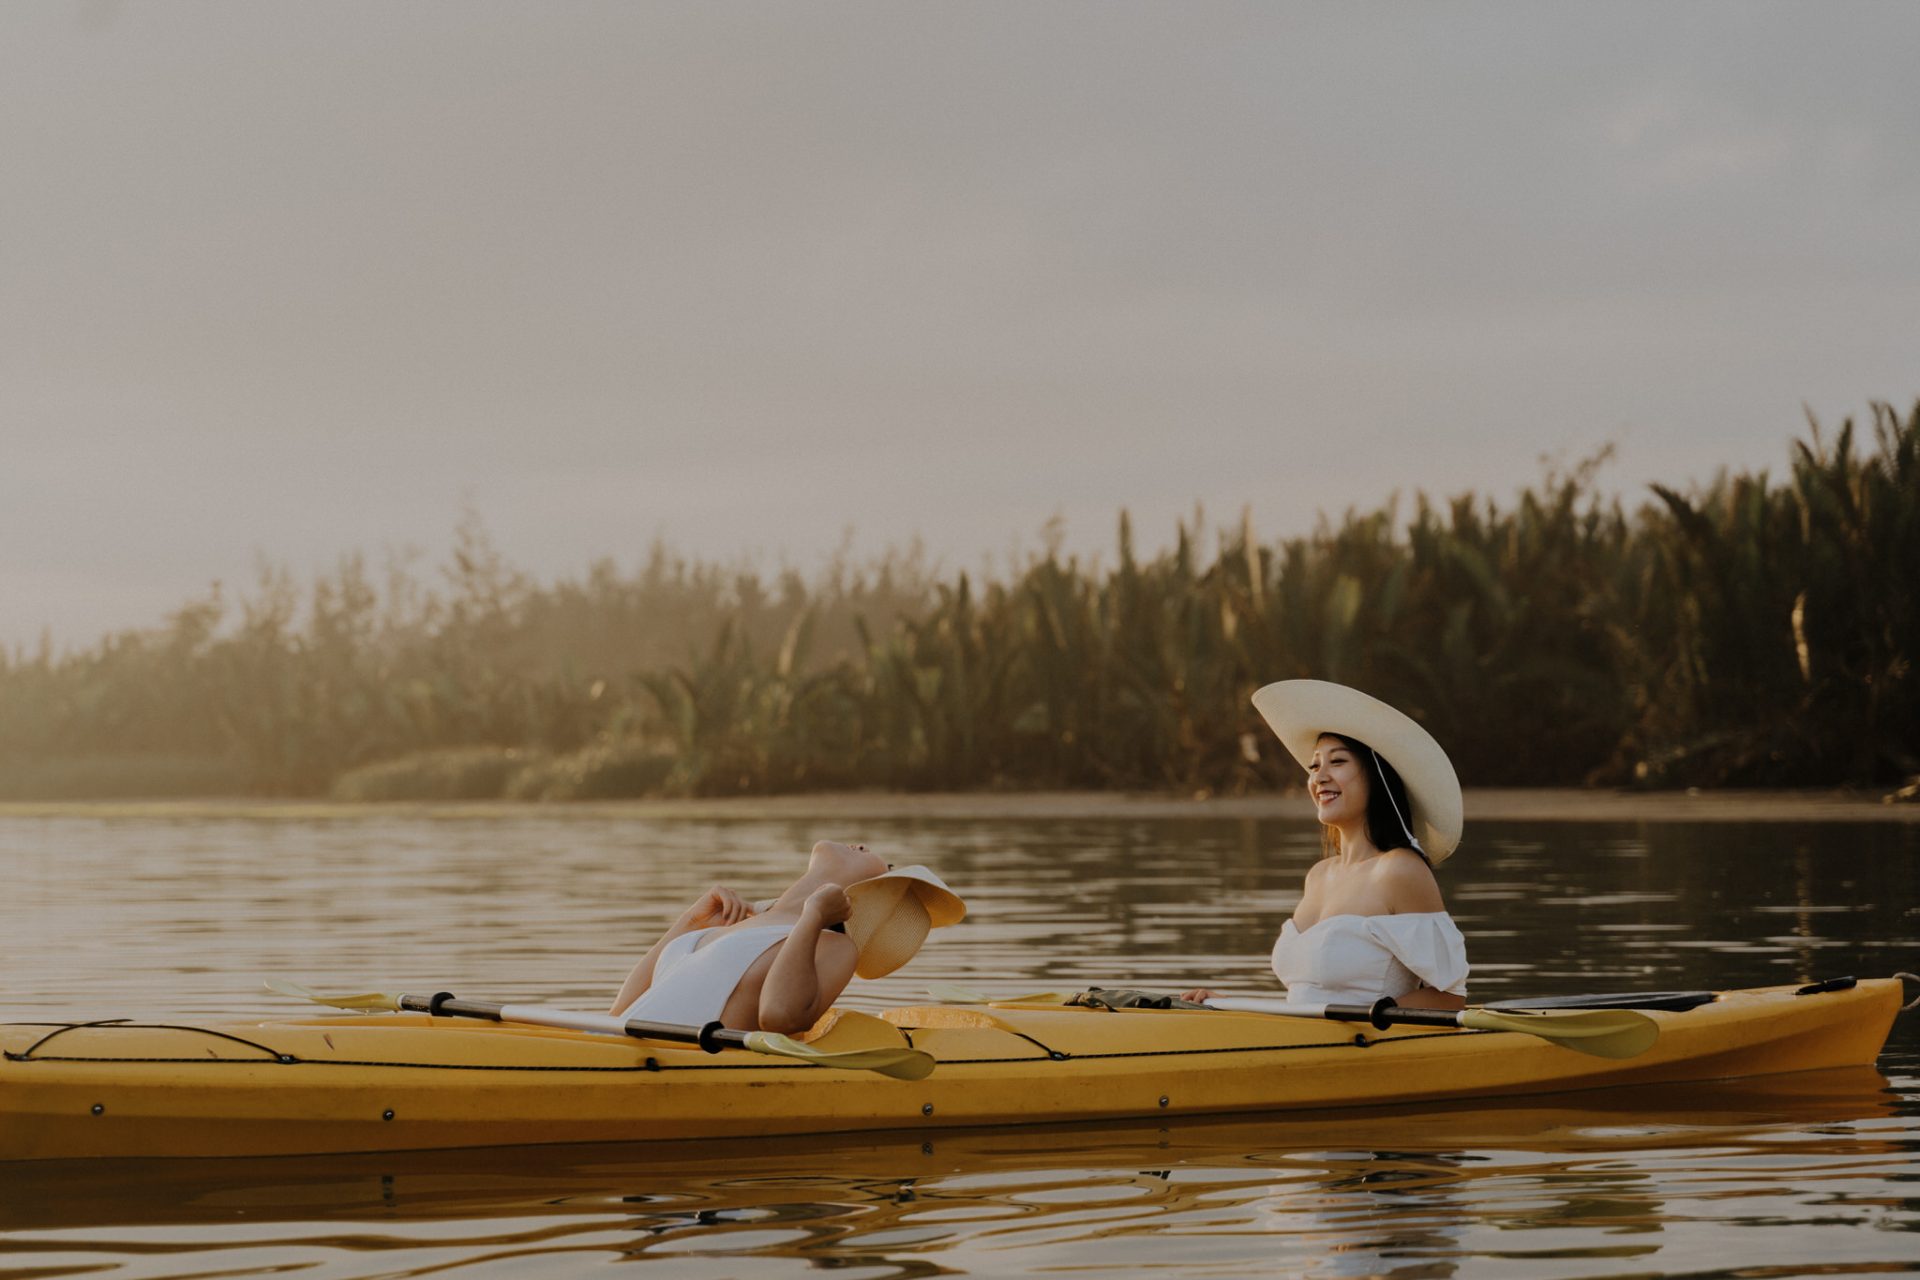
[1,787,1915,824]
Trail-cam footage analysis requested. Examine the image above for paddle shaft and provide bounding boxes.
[1208,995,1464,1030]
[400,991,743,1053]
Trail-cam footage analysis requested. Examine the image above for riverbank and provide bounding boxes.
[1,787,1915,823]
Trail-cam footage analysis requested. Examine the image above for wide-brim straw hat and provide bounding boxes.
[1251,679,1464,864]
[846,865,966,979]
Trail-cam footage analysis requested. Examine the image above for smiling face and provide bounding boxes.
[1306,734,1371,828]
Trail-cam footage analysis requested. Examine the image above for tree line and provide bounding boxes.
[2,401,1913,800]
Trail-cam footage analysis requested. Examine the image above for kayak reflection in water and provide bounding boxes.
[1182,680,1470,1012]
[609,841,966,1035]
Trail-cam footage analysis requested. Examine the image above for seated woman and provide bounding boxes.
[1183,679,1469,1010]
[609,841,965,1036]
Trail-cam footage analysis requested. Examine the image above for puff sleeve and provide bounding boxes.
[1365,912,1470,996]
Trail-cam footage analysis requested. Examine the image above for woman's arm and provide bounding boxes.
[608,885,752,1016]
[756,886,859,1034]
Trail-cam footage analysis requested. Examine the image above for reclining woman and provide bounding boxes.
[1183,680,1469,1010]
[610,840,965,1035]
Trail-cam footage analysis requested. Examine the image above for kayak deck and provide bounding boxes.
[0,979,1902,1161]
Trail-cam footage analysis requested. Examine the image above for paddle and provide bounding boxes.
[1205,996,1659,1060]
[925,990,1075,1005]
[264,979,935,1080]
[927,981,1071,1004]
[925,983,1658,1060]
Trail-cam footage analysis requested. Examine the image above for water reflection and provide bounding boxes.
[1,1075,1906,1241]
[2,809,1918,1279]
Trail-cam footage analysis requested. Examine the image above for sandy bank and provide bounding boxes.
[1,788,1915,824]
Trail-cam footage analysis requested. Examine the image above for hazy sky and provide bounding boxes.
[4,2,1917,653]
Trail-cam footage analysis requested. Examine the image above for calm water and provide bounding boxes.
[2,807,1917,1279]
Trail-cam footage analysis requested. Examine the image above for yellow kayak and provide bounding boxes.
[0,978,1902,1161]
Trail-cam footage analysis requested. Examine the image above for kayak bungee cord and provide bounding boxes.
[4,1020,128,1061]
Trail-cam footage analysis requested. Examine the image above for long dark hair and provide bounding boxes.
[1321,733,1428,863]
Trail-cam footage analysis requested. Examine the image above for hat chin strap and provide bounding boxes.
[1370,748,1424,855]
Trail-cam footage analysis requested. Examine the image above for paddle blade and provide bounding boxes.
[742,1031,937,1080]
[924,982,1069,1005]
[264,978,401,1012]
[1460,1007,1659,1059]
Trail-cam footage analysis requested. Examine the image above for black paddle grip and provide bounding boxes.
[616,1016,742,1054]
[1321,998,1463,1030]
[1319,998,1405,1030]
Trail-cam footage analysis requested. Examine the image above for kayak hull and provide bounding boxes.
[0,979,1901,1161]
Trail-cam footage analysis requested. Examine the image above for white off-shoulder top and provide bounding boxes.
[1270,912,1470,1005]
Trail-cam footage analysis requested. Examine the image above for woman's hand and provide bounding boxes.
[1178,988,1218,1004]
[679,885,754,930]
[803,884,852,928]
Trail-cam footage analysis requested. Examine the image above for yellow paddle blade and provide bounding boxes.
[741,1031,936,1080]
[1460,1007,1660,1059]
[924,982,1070,1005]
[263,978,401,1012]
[798,1008,910,1049]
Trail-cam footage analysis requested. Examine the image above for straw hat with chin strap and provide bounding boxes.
[845,866,967,979]
[1251,679,1464,864]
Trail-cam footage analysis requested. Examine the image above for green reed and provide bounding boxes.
[2,402,1913,799]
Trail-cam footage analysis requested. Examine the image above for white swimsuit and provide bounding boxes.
[1270,912,1470,1005]
[618,922,794,1024]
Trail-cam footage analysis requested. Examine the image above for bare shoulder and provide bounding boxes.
[1373,849,1447,912]
[1297,857,1333,905]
